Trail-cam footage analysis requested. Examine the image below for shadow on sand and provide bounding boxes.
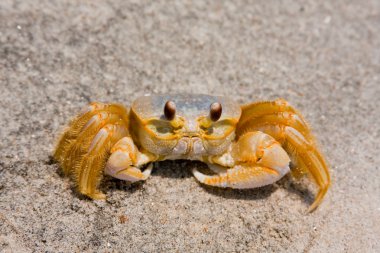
[52,156,315,206]
[152,160,316,204]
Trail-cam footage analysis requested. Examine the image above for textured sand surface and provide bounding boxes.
[1,1,380,252]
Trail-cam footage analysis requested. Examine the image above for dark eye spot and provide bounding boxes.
[164,100,176,120]
[210,102,222,121]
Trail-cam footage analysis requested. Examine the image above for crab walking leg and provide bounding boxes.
[75,123,128,199]
[284,127,330,211]
[238,112,314,141]
[237,101,314,141]
[193,132,291,189]
[61,112,123,174]
[105,137,155,182]
[237,99,330,211]
[252,124,330,211]
[54,102,128,162]
[238,99,297,131]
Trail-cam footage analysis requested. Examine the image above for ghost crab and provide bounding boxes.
[54,94,330,211]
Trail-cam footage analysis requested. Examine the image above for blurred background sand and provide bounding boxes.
[1,1,379,252]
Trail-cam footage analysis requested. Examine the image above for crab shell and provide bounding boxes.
[129,94,241,159]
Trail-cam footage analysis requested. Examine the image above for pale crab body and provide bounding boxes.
[54,94,330,211]
[130,94,240,160]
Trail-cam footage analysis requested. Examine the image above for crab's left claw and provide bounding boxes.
[193,132,290,190]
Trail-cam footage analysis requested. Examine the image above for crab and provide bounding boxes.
[54,94,330,211]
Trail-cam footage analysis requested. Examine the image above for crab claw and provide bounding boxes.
[192,132,291,189]
[105,137,154,182]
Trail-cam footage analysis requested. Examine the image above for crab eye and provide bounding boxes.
[164,101,176,120]
[210,102,222,121]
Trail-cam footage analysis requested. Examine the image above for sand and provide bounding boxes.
[1,1,379,252]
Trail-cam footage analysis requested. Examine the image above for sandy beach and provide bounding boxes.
[1,1,379,252]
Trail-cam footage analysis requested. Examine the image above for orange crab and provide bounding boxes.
[54,94,330,211]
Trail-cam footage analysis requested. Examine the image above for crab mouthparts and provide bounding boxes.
[182,132,200,138]
[170,136,205,158]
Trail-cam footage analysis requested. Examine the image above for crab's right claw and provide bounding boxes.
[105,137,154,182]
[193,132,290,190]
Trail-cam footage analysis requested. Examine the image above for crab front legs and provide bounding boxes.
[105,137,156,183]
[192,131,291,189]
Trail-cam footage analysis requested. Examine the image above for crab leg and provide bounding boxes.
[282,125,329,211]
[105,137,155,182]
[237,99,295,130]
[236,99,330,211]
[256,124,329,211]
[54,102,131,199]
[54,102,128,167]
[60,112,123,174]
[192,132,291,189]
[75,123,128,199]
[237,99,313,140]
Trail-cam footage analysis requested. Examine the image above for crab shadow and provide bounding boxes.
[52,155,315,205]
[152,160,313,204]
[152,160,195,179]
[51,155,143,201]
[52,160,92,201]
[279,177,316,206]
[152,160,315,204]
